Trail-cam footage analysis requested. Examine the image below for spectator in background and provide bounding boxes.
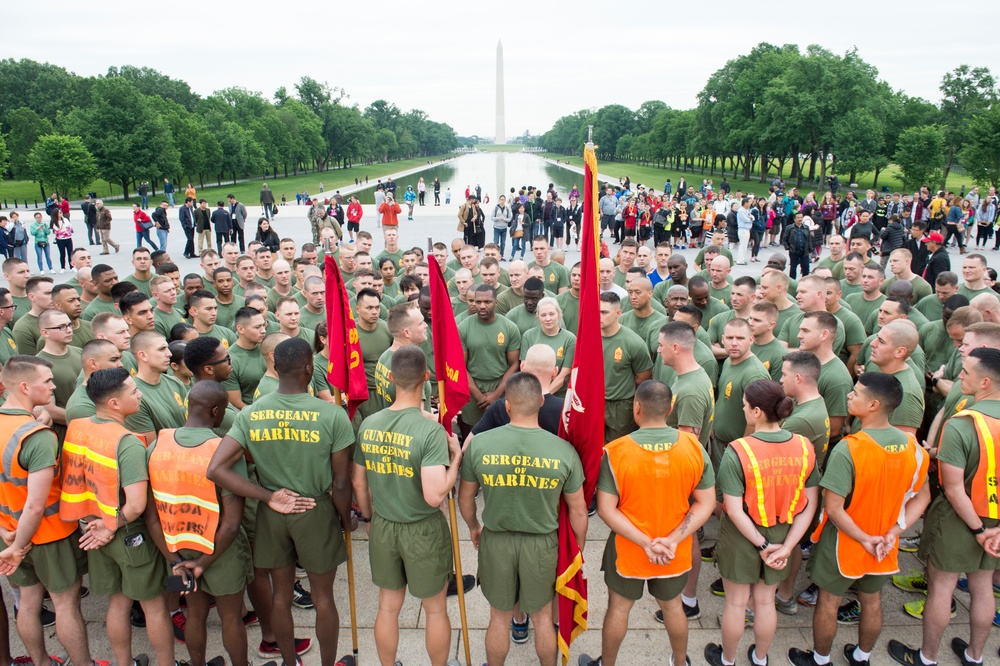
[81,194,99,245]
[260,183,275,220]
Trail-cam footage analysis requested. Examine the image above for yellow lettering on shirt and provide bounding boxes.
[247,409,323,444]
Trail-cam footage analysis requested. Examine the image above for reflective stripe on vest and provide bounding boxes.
[732,435,814,528]
[954,410,1000,519]
[147,430,221,555]
[0,414,76,544]
[59,419,127,530]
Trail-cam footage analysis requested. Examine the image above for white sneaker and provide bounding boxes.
[59,268,65,273]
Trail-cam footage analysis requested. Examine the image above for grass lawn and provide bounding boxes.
[543,153,980,197]
[0,154,453,207]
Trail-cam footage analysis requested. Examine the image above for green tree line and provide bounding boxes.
[0,60,459,199]
[542,44,1000,191]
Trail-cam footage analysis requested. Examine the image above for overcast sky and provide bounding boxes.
[8,1,998,139]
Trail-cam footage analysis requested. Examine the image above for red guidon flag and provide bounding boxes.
[428,258,470,435]
[324,254,368,420]
[556,144,606,664]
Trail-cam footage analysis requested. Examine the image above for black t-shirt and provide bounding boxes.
[471,393,563,436]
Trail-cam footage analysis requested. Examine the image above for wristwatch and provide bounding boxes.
[757,539,770,551]
[971,525,986,536]
[357,516,371,524]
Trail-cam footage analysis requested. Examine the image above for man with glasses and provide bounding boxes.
[36,308,83,440]
[51,283,95,351]
[0,288,20,363]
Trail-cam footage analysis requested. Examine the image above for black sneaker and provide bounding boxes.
[335,657,356,666]
[171,611,186,642]
[588,496,597,517]
[653,601,700,624]
[701,545,715,562]
[577,655,600,666]
[447,574,476,597]
[837,598,861,625]
[131,601,146,628]
[887,640,931,666]
[748,643,767,666]
[14,605,56,628]
[510,613,530,643]
[844,643,869,666]
[950,637,978,666]
[206,657,225,666]
[787,647,817,666]
[710,577,725,596]
[704,643,726,666]
[292,581,314,609]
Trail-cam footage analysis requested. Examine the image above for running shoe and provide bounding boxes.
[710,577,725,596]
[950,637,979,666]
[797,583,819,607]
[172,611,186,642]
[837,599,861,625]
[898,536,920,552]
[887,640,925,666]
[902,597,957,620]
[775,594,798,616]
[701,545,715,562]
[446,575,475,597]
[843,643,870,666]
[956,577,1000,597]
[786,648,818,666]
[577,655,601,666]
[259,638,312,658]
[242,610,259,627]
[653,601,701,623]
[714,608,753,627]
[800,543,812,560]
[292,581,314,609]
[892,570,928,594]
[510,613,530,644]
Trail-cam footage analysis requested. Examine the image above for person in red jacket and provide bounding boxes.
[378,192,402,230]
[346,195,363,242]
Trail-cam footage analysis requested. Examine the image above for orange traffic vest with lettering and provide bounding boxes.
[147,429,221,554]
[605,431,704,579]
[59,419,131,530]
[811,431,926,578]
[729,433,816,527]
[948,410,1000,519]
[0,414,77,544]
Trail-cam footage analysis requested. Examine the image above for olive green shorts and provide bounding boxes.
[461,378,501,426]
[919,495,1000,573]
[715,514,792,586]
[601,533,687,602]
[8,530,86,593]
[807,522,891,597]
[177,527,254,597]
[604,399,637,443]
[369,512,453,598]
[478,528,557,614]
[254,496,347,574]
[241,498,258,548]
[88,523,168,601]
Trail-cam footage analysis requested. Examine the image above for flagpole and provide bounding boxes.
[448,490,472,666]
[345,529,359,662]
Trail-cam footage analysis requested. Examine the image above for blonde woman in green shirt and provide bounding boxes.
[519,297,575,396]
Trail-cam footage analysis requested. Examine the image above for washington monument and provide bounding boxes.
[495,40,506,144]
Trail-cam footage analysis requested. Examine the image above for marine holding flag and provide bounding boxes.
[556,142,607,664]
[324,254,369,418]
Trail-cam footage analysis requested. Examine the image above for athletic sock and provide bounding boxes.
[751,649,767,666]
[853,646,871,662]
[919,650,936,666]
[813,652,830,665]
[10,588,20,605]
[681,594,697,606]
[963,649,982,665]
[721,657,735,666]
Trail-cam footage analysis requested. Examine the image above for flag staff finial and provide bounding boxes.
[587,125,594,148]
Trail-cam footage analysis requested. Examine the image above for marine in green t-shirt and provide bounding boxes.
[458,315,521,382]
[667,368,715,448]
[199,325,238,349]
[82,297,118,322]
[619,310,667,357]
[504,304,539,336]
[355,408,450,523]
[222,343,266,406]
[781,398,830,456]
[751,338,788,382]
[529,261,569,295]
[713,355,770,447]
[520,327,576,393]
[154,307,185,340]
[125,374,188,439]
[845,292,886,335]
[602,326,654,402]
[37,346,83,409]
[555,290,580,334]
[460,425,583,533]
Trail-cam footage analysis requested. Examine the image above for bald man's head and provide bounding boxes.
[521,344,558,391]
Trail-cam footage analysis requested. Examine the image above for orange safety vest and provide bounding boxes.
[605,431,704,579]
[147,429,221,554]
[810,431,926,578]
[948,410,1000,519]
[0,414,77,544]
[729,433,815,528]
[59,418,131,530]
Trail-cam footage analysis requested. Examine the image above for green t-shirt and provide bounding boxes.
[697,297,731,331]
[299,307,326,333]
[311,352,333,397]
[751,338,788,382]
[529,261,570,295]
[66,384,97,423]
[774,302,802,336]
[199,325,238,350]
[255,273,276,290]
[228,391,355,496]
[710,283,733,307]
[882,275,932,303]
[125,374,188,435]
[356,321,393,388]
[713,356,770,444]
[821,426,914,499]
[782,398,830,456]
[602,327,654,401]
[717,429,822,497]
[958,284,992,301]
[816,256,846,280]
[554,290,580,334]
[355,407,450,523]
[496,288,524,316]
[460,424,583,533]
[938,401,1000,492]
[458,315,521,382]
[840,280,863,299]
[254,374,315,401]
[154,306,185,340]
[504,305,540,336]
[82,297,118,322]
[373,347,397,410]
[222,343,266,405]
[375,249,404,271]
[667,368,714,447]
[520,327,576,378]
[845,292,886,335]
[914,294,944,322]
[831,307,868,364]
[0,328,17,365]
[37,347,83,409]
[215,296,246,331]
[885,366,925,429]
[8,295,30,327]
[695,246,733,267]
[920,321,953,375]
[707,309,738,347]
[597,427,715,494]
[11,313,40,358]
[619,310,667,357]
[818,357,853,419]
[778,311,846,356]
[125,274,153,297]
[265,287,296,314]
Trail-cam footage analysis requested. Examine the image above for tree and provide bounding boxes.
[4,106,53,180]
[961,107,1000,189]
[0,134,8,192]
[939,65,997,187]
[894,125,945,191]
[829,108,888,185]
[27,134,96,197]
